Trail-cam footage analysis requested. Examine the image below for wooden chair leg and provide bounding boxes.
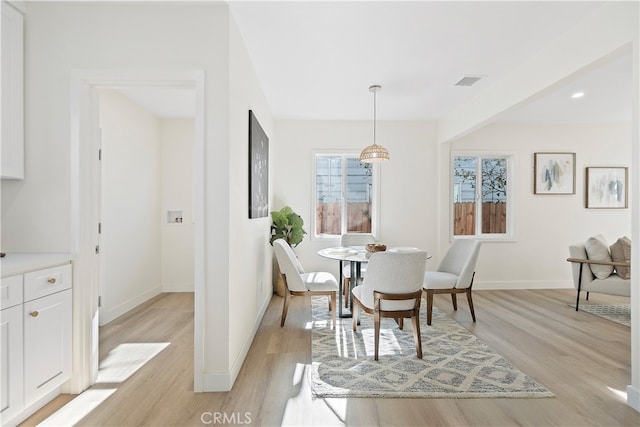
[466,288,476,322]
[374,310,381,361]
[398,317,404,330]
[280,291,291,327]
[352,299,359,331]
[344,278,350,308]
[451,293,458,310]
[411,313,423,359]
[425,289,434,326]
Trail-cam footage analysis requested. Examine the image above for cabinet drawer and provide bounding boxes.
[0,275,23,310]
[24,264,72,302]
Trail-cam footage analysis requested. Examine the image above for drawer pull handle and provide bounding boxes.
[30,311,39,317]
[48,277,56,284]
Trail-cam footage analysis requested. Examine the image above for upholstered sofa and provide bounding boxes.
[567,237,630,311]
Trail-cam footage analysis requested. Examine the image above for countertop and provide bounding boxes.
[1,253,74,277]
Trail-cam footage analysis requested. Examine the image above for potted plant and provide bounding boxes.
[270,206,307,296]
[269,206,306,247]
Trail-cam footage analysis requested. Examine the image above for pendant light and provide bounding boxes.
[359,84,390,163]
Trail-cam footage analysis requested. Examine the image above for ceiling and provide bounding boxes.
[119,1,632,124]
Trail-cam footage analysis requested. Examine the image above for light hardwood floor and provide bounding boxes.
[21,289,639,426]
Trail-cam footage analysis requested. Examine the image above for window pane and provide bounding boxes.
[453,156,476,235]
[481,158,507,234]
[345,159,372,233]
[316,156,342,235]
[315,155,376,237]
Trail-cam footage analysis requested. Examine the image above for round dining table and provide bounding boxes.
[318,246,431,318]
[317,246,369,318]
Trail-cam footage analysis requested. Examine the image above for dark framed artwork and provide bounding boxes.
[533,152,576,194]
[248,110,269,218]
[586,167,628,209]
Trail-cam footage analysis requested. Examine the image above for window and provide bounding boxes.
[313,153,378,238]
[452,153,513,239]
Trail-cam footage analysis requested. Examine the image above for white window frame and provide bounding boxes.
[450,151,516,241]
[311,150,380,240]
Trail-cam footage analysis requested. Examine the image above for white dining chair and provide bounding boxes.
[351,250,428,361]
[423,239,481,325]
[273,239,338,327]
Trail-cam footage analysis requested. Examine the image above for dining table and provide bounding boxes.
[317,246,369,318]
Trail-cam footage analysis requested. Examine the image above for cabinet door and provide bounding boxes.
[23,290,72,407]
[1,1,24,179]
[0,304,24,425]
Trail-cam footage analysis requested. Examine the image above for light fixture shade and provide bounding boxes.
[360,143,390,163]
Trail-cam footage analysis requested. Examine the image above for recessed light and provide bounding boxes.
[571,91,585,99]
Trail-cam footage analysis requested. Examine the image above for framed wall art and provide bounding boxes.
[533,152,576,195]
[248,110,269,218]
[585,167,628,209]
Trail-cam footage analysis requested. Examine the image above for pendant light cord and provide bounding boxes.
[373,89,377,145]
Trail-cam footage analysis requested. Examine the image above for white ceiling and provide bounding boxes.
[118,1,632,124]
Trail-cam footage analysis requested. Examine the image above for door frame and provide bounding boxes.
[69,69,205,393]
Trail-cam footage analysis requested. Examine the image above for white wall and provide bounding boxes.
[273,120,440,276]
[274,119,631,291]
[98,89,162,324]
[227,16,273,383]
[0,1,272,392]
[443,122,632,289]
[160,119,194,292]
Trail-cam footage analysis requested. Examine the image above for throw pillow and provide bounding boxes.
[610,236,631,279]
[585,235,613,279]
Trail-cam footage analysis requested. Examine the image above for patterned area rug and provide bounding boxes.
[310,297,553,398]
[571,303,630,327]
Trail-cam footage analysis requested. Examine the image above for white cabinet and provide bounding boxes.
[1,304,24,423]
[1,1,24,179]
[0,261,72,426]
[23,289,72,407]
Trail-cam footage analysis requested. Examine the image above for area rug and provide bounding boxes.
[310,297,553,399]
[570,303,630,327]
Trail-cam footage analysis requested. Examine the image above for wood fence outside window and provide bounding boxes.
[316,202,372,235]
[454,202,506,235]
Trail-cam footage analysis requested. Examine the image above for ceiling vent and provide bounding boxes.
[455,76,483,87]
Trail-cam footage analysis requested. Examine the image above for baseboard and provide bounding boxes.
[627,385,640,412]
[100,286,162,326]
[4,387,61,427]
[202,372,232,392]
[474,280,573,290]
[202,292,271,392]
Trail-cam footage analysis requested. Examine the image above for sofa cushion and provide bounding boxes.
[610,236,631,279]
[585,235,614,279]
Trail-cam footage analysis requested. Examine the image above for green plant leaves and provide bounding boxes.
[269,206,307,247]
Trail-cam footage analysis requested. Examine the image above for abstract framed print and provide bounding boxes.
[249,110,269,218]
[533,152,576,194]
[586,167,628,209]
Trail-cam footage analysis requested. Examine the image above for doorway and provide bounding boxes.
[70,70,205,394]
[96,87,195,326]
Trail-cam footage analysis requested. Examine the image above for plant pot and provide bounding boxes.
[273,258,286,297]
